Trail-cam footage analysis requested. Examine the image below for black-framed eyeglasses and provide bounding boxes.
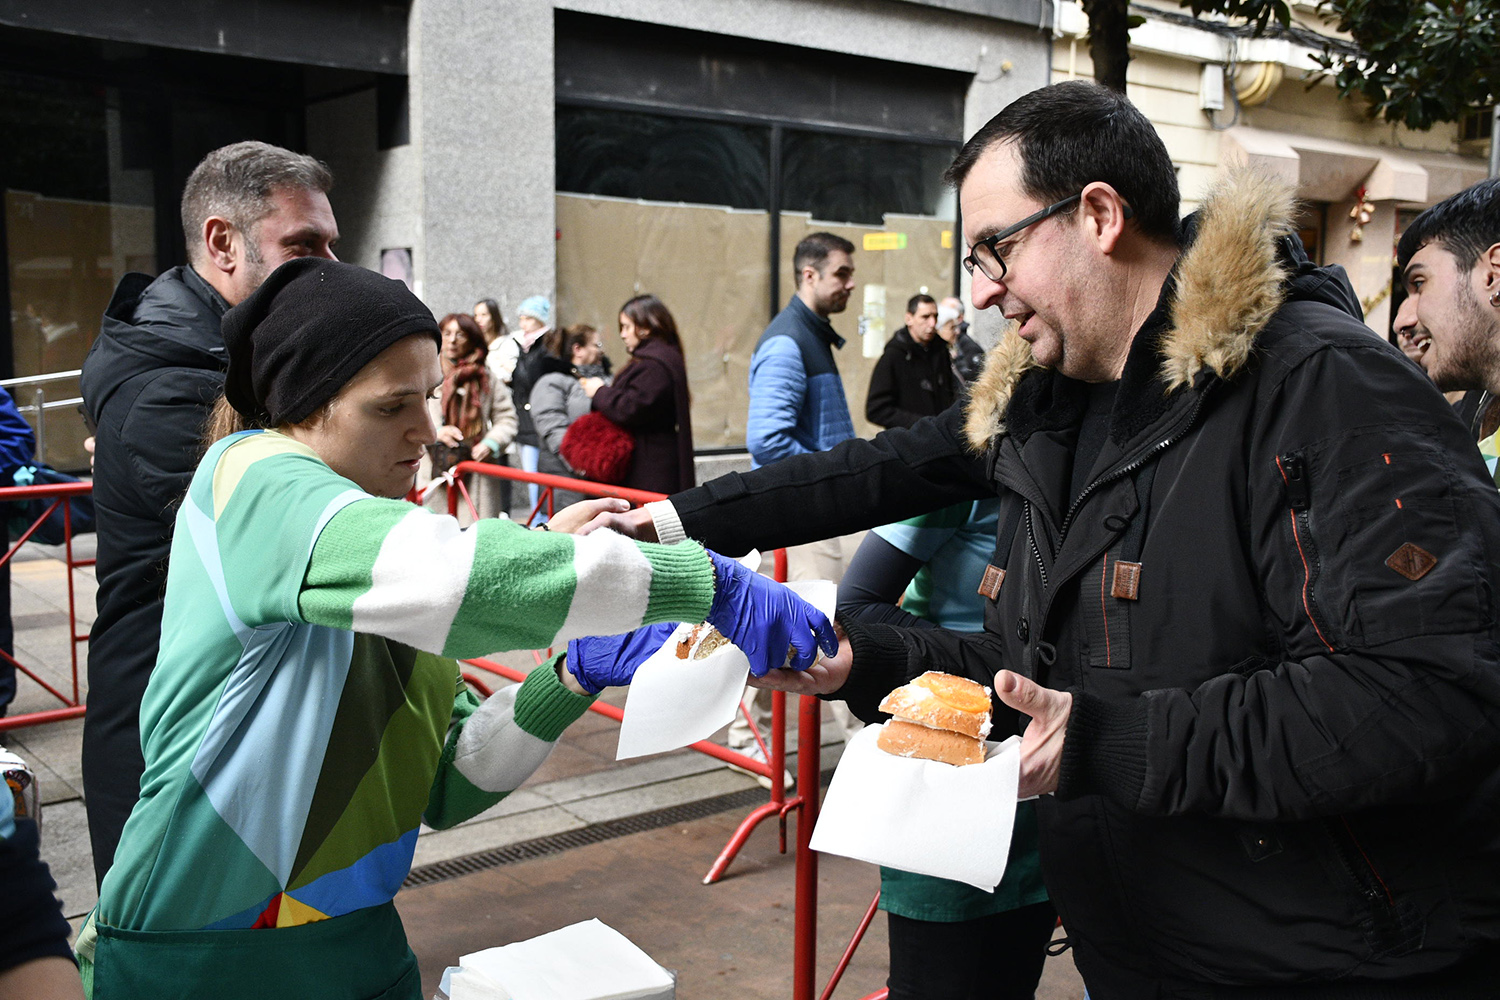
[961,193,1132,283]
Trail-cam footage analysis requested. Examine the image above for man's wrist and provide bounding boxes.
[645,499,684,544]
[828,615,907,712]
[555,652,589,696]
[1057,690,1149,806]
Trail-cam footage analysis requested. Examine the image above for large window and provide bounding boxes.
[556,108,959,447]
[557,108,768,211]
[780,131,955,226]
[0,25,380,468]
[554,13,968,448]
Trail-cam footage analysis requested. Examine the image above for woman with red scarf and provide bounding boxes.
[419,313,517,518]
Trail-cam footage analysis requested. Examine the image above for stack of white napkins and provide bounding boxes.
[437,919,674,1000]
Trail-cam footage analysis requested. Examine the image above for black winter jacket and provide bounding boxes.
[665,175,1500,996]
[951,330,986,385]
[79,265,228,883]
[865,325,956,429]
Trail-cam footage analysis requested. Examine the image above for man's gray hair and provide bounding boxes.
[180,141,333,264]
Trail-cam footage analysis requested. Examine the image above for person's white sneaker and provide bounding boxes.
[726,742,794,791]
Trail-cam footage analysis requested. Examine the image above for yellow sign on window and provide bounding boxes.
[863,232,907,251]
[941,230,953,249]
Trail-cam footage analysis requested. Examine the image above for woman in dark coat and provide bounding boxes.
[583,295,695,494]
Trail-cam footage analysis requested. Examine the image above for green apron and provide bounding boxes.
[85,901,420,1000]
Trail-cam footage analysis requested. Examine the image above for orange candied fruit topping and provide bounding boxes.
[912,671,990,713]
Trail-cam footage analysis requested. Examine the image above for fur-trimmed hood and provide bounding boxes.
[963,169,1334,452]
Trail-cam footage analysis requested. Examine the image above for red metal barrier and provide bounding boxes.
[431,460,845,998]
[0,480,93,733]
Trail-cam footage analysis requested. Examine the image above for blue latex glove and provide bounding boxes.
[565,622,682,695]
[705,549,838,676]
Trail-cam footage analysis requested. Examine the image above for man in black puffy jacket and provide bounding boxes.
[865,293,956,429]
[593,83,1500,997]
[80,142,338,887]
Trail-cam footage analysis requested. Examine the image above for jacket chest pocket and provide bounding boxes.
[1081,546,1139,669]
[1275,427,1482,649]
[1079,463,1158,671]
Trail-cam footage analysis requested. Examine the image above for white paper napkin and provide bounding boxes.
[810,725,1021,891]
[614,578,837,760]
[459,918,674,1000]
[616,624,752,759]
[442,964,514,1000]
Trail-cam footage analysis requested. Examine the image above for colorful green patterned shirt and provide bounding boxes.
[83,429,712,946]
[1479,427,1500,488]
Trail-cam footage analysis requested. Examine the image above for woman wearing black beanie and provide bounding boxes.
[75,258,833,999]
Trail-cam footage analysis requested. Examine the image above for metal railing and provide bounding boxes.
[0,370,85,462]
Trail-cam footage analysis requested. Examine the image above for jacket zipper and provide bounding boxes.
[1327,817,1398,931]
[1058,388,1210,542]
[1276,452,1336,652]
[1015,389,1211,637]
[1024,501,1049,591]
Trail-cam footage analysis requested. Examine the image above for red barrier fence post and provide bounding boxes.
[794,689,823,1000]
[0,480,94,733]
[429,462,835,997]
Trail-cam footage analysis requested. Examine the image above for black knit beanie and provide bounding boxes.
[221,257,440,425]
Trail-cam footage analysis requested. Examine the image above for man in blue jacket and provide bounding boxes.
[732,233,862,772]
[747,232,858,468]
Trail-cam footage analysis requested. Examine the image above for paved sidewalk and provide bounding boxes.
[3,539,1084,997]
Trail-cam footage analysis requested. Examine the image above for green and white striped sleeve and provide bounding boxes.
[424,656,591,829]
[299,498,714,658]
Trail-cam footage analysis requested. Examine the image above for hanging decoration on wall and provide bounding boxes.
[1349,186,1375,243]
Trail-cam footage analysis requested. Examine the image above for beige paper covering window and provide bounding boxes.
[5,190,155,469]
[557,193,953,449]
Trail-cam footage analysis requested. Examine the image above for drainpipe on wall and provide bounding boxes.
[1490,106,1499,179]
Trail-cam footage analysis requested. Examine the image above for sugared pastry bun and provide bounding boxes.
[876,672,993,766]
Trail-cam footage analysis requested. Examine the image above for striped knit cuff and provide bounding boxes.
[514,654,596,742]
[646,500,687,545]
[640,539,715,624]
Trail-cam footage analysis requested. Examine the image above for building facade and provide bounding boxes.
[1,0,1054,463]
[1052,0,1490,337]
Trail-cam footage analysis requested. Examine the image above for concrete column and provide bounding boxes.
[410,0,556,320]
[1324,192,1397,336]
[961,31,1051,348]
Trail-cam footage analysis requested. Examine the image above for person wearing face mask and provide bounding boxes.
[73,258,835,1000]
[416,313,516,520]
[937,296,985,385]
[532,324,605,509]
[581,294,695,495]
[501,296,555,518]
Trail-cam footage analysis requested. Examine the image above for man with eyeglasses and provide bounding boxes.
[589,81,1500,997]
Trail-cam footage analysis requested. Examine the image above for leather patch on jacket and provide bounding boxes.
[1385,543,1437,582]
[1111,561,1142,600]
[978,565,1005,600]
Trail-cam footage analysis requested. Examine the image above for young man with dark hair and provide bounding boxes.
[1393,179,1500,398]
[865,292,955,429]
[594,81,1500,996]
[81,141,339,887]
[731,231,861,778]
